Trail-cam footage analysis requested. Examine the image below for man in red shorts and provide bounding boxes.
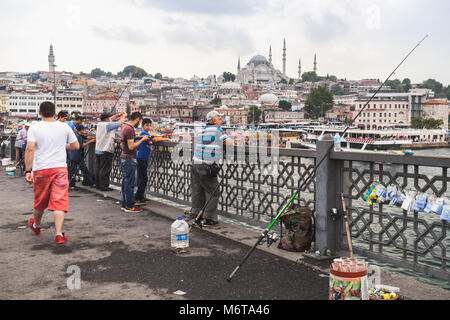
[24,101,80,245]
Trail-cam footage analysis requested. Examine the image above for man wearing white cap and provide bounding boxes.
[188,110,232,226]
[14,123,30,164]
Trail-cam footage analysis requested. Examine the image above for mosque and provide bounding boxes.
[236,39,317,85]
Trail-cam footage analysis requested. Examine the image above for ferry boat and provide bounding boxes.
[288,126,447,151]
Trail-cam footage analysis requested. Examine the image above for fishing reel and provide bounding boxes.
[258,233,279,247]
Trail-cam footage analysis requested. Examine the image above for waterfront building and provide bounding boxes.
[422,100,449,129]
[0,92,8,114]
[8,91,53,118]
[353,96,410,129]
[55,88,83,116]
[264,109,305,123]
[83,96,127,116]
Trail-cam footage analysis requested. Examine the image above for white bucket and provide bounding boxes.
[6,166,16,176]
[2,158,13,166]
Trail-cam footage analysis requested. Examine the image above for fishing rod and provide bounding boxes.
[110,68,139,115]
[226,35,429,282]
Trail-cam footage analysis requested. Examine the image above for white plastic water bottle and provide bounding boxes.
[171,216,189,253]
[334,133,341,152]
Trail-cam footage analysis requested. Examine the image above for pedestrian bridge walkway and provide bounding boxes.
[0,169,449,300]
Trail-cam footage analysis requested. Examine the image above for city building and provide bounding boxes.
[422,100,449,129]
[83,96,127,116]
[216,82,248,106]
[55,89,83,115]
[8,91,54,118]
[353,96,410,129]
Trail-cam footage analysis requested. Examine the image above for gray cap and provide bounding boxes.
[206,111,223,121]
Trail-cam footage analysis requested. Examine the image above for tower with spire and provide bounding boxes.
[269,45,272,65]
[313,54,317,74]
[282,39,286,76]
[48,44,56,73]
[237,56,241,72]
[298,58,302,80]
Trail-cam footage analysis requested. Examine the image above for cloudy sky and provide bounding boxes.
[1,0,449,84]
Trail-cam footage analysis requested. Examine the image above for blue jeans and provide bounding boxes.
[120,158,137,208]
[135,160,148,201]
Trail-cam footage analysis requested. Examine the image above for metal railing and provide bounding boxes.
[6,133,448,281]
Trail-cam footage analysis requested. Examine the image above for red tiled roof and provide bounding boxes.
[424,100,448,105]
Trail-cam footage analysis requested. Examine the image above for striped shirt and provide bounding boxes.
[192,124,227,165]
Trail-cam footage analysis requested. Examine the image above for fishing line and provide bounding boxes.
[226,35,429,282]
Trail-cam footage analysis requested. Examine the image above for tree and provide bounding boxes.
[422,79,444,97]
[304,86,334,119]
[118,65,148,79]
[301,71,319,82]
[90,68,108,78]
[278,100,292,111]
[385,79,403,92]
[331,84,347,96]
[247,105,261,124]
[210,97,221,105]
[223,72,236,82]
[411,118,444,129]
[402,78,412,92]
[154,73,162,80]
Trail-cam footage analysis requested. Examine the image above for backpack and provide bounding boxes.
[278,205,314,252]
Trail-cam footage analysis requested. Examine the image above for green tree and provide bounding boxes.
[278,100,292,111]
[385,79,403,92]
[247,105,261,124]
[90,68,107,78]
[223,72,236,82]
[422,79,444,97]
[118,65,148,79]
[304,86,334,119]
[411,118,444,129]
[154,73,162,80]
[301,71,319,82]
[402,78,412,92]
[331,84,347,96]
[210,97,221,105]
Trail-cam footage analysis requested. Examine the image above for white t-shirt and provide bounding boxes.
[27,121,78,171]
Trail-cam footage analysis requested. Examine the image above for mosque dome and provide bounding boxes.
[258,93,279,104]
[248,55,270,67]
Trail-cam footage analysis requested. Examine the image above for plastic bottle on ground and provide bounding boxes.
[171,216,189,254]
[334,133,341,152]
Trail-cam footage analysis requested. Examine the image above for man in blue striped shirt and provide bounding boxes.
[190,111,231,226]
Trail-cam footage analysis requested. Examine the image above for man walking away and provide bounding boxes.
[120,112,148,213]
[135,118,169,205]
[24,101,79,245]
[95,112,126,191]
[68,124,96,190]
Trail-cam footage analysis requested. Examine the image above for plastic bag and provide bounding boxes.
[441,205,450,222]
[363,184,377,205]
[375,185,387,203]
[431,198,445,215]
[423,195,436,214]
[386,185,398,202]
[412,193,428,212]
[401,191,416,212]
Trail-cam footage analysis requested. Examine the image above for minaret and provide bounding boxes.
[237,56,241,72]
[269,45,272,64]
[282,39,286,76]
[48,44,55,73]
[313,53,317,74]
[298,58,302,79]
